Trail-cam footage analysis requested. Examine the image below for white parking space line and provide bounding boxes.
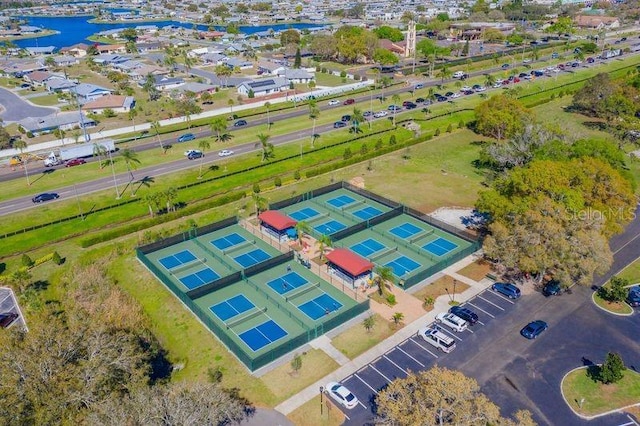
[478,294,507,310]
[477,320,486,325]
[370,363,393,384]
[485,290,515,305]
[467,301,495,318]
[397,346,425,367]
[408,337,439,358]
[465,327,474,334]
[383,354,408,375]
[435,326,463,341]
[354,373,378,395]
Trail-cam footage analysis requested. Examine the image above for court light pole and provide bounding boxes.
[320,386,324,415]
[107,149,121,199]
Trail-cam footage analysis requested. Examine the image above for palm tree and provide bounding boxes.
[391,312,404,327]
[53,128,66,146]
[151,121,163,151]
[437,65,451,83]
[164,55,177,72]
[14,139,30,185]
[373,265,394,296]
[227,98,235,113]
[317,234,332,262]
[142,192,161,218]
[485,74,496,88]
[215,64,233,87]
[93,142,107,169]
[255,133,274,162]
[120,148,141,196]
[391,94,401,126]
[294,221,311,246]
[251,192,267,216]
[128,108,138,132]
[182,50,193,72]
[163,187,178,213]
[197,138,210,179]
[351,107,365,134]
[264,101,272,129]
[308,100,319,146]
[210,116,233,143]
[379,76,391,101]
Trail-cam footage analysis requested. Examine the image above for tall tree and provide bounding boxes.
[197,138,210,179]
[474,94,534,141]
[255,133,274,162]
[151,121,164,151]
[210,116,233,143]
[119,148,141,196]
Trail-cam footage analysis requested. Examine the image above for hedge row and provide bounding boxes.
[79,190,246,248]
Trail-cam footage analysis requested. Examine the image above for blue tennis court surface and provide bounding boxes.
[326,194,356,208]
[298,294,343,320]
[234,248,271,268]
[385,256,421,277]
[239,319,288,351]
[210,294,255,321]
[314,220,347,235]
[179,267,220,290]
[211,233,246,250]
[352,206,383,220]
[389,222,423,239]
[267,272,308,295]
[159,250,196,269]
[350,238,386,257]
[423,237,458,256]
[289,207,319,221]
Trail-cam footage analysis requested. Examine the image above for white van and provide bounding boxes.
[417,327,456,353]
[436,312,468,332]
[452,71,465,79]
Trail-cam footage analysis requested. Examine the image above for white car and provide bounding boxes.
[218,149,234,157]
[452,71,465,78]
[328,99,340,106]
[326,382,359,409]
[474,86,487,92]
[461,86,472,92]
[449,92,461,99]
[492,82,502,88]
[522,58,532,64]
[373,111,388,118]
[436,312,468,333]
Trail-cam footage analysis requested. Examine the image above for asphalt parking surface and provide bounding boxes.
[0,87,55,122]
[333,284,639,426]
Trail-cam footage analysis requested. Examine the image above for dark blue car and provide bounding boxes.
[627,286,640,307]
[492,282,521,299]
[449,306,479,325]
[520,320,548,339]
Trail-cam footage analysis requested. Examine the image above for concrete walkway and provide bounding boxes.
[309,335,351,366]
[274,253,489,416]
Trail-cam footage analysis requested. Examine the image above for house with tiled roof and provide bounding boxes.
[23,70,56,86]
[81,95,135,114]
[96,44,126,54]
[257,60,285,75]
[61,43,91,57]
[574,15,620,30]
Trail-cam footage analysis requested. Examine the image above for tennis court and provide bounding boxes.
[234,248,271,268]
[158,249,197,270]
[238,319,288,352]
[350,238,386,258]
[267,271,309,295]
[314,219,347,235]
[178,267,220,290]
[289,207,320,221]
[211,233,246,250]
[389,222,423,239]
[423,237,458,256]
[326,194,357,209]
[210,294,255,321]
[351,206,383,220]
[298,294,343,320]
[385,255,422,276]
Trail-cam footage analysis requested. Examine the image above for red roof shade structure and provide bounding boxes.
[258,210,297,231]
[326,248,374,277]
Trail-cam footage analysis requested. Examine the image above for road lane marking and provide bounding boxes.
[354,373,378,394]
[383,354,408,375]
[467,301,495,318]
[396,346,425,367]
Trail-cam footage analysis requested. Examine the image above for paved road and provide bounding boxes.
[332,207,640,426]
[0,86,56,123]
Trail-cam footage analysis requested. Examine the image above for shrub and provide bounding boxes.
[21,254,34,268]
[446,123,453,133]
[274,176,282,187]
[458,120,465,129]
[315,66,321,72]
[248,89,255,98]
[252,182,261,193]
[434,128,441,136]
[343,147,352,160]
[375,138,383,150]
[360,143,368,155]
[321,67,327,73]
[389,134,397,145]
[353,74,361,81]
[340,70,347,78]
[52,251,63,265]
[386,294,396,305]
[294,170,301,180]
[600,352,625,384]
[598,276,628,302]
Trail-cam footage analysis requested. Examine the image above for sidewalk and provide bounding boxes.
[274,253,489,416]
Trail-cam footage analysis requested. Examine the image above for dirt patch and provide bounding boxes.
[457,259,492,281]
[413,275,470,311]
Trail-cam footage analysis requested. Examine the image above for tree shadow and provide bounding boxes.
[583,121,608,131]
[31,168,55,185]
[586,365,601,382]
[28,280,49,291]
[0,263,5,274]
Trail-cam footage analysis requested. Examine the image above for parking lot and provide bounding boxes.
[335,288,518,425]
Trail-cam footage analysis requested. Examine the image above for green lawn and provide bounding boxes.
[618,256,640,284]
[592,289,633,315]
[562,367,640,416]
[331,314,395,359]
[28,94,62,106]
[288,394,345,426]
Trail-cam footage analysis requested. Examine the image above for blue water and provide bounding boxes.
[14,15,326,49]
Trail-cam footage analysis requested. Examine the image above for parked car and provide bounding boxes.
[177,133,196,142]
[627,286,640,307]
[187,150,204,160]
[551,52,559,59]
[184,149,201,157]
[65,158,86,167]
[542,281,562,297]
[404,102,417,109]
[343,98,355,105]
[387,105,401,111]
[341,115,351,122]
[218,149,234,157]
[32,192,59,203]
[520,320,548,339]
[449,306,478,325]
[326,382,359,409]
[501,63,510,69]
[436,312,468,332]
[492,282,521,299]
[415,97,426,103]
[373,111,388,118]
[452,71,465,78]
[0,312,18,328]
[328,99,340,106]
[333,121,347,128]
[363,110,373,117]
[417,326,456,353]
[474,86,487,92]
[233,119,247,127]
[586,57,595,64]
[461,86,472,92]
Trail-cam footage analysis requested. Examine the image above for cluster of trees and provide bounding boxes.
[0,260,250,424]
[474,92,636,286]
[376,366,535,425]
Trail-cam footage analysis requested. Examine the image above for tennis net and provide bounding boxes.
[306,212,330,224]
[341,199,366,211]
[192,239,234,270]
[286,282,321,303]
[225,306,267,329]
[222,240,253,255]
[170,258,203,275]
[409,228,434,244]
[370,247,397,262]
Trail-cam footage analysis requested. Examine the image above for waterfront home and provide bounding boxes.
[96,44,126,55]
[81,95,135,114]
[237,77,289,97]
[25,46,57,56]
[276,68,314,84]
[60,43,90,57]
[18,25,43,34]
[70,83,113,102]
[18,112,96,136]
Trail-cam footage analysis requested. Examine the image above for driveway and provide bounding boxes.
[0,87,56,123]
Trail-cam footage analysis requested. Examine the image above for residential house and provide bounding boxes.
[1,61,47,77]
[277,68,314,84]
[23,70,56,87]
[127,65,168,82]
[237,77,289,97]
[48,55,79,67]
[96,44,127,55]
[25,46,57,56]
[70,83,113,102]
[81,95,135,114]
[170,82,217,98]
[142,74,184,91]
[201,52,228,65]
[135,42,163,52]
[257,60,285,75]
[574,15,620,30]
[225,57,253,70]
[18,112,96,136]
[61,43,91,57]
[92,54,130,65]
[46,77,78,93]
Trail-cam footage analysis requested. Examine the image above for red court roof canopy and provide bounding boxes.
[326,248,374,277]
[258,210,297,231]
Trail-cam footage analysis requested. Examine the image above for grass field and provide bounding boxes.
[331,313,395,359]
[28,94,62,106]
[457,259,492,281]
[592,290,633,315]
[563,367,640,416]
[618,257,640,284]
[287,394,344,426]
[412,275,470,310]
